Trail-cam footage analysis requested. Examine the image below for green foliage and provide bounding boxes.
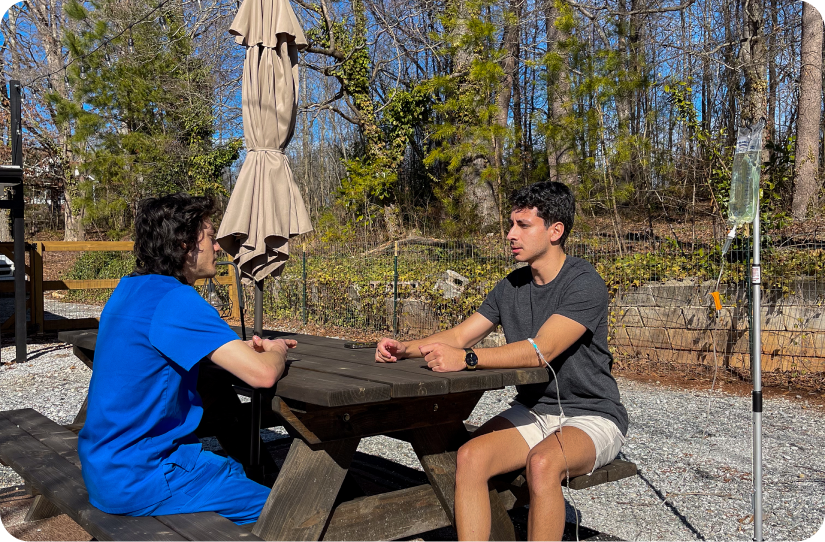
[265,244,513,330]
[338,87,429,215]
[417,0,520,227]
[63,251,135,303]
[315,208,358,245]
[665,79,795,228]
[188,139,243,197]
[664,80,728,208]
[49,0,237,238]
[761,136,795,230]
[306,0,429,218]
[257,235,824,333]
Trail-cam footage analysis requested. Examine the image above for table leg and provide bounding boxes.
[23,482,61,522]
[25,398,84,522]
[73,396,88,425]
[252,437,360,541]
[409,423,516,541]
[248,389,263,482]
[25,495,61,522]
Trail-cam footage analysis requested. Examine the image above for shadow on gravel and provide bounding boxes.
[25,344,73,362]
[628,450,705,540]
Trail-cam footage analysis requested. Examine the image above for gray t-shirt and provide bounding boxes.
[477,256,628,435]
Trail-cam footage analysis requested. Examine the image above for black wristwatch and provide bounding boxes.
[464,348,479,370]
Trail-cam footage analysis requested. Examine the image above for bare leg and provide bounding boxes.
[454,417,530,541]
[526,426,596,541]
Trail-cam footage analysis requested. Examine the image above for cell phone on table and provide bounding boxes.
[344,341,378,349]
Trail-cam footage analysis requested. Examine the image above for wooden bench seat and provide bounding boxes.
[0,408,260,541]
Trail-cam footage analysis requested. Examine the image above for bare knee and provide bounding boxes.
[456,441,494,485]
[525,449,566,494]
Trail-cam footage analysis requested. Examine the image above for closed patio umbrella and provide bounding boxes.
[217,0,312,332]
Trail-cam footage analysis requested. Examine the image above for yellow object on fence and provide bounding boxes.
[711,291,722,312]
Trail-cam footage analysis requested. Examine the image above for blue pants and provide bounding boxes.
[128,451,270,525]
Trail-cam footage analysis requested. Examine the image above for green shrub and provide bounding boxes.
[63,251,135,303]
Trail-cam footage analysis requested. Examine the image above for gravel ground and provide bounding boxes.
[1,339,823,541]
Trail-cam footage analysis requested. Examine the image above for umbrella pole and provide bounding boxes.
[251,278,264,483]
[254,279,263,337]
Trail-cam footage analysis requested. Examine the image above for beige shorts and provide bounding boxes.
[498,402,625,473]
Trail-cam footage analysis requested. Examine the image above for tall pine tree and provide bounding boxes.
[49,0,241,238]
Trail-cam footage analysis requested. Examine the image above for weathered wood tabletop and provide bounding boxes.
[59,328,550,541]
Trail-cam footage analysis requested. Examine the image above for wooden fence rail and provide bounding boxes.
[0,241,240,334]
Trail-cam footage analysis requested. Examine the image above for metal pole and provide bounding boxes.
[392,241,398,337]
[752,206,763,541]
[254,279,263,338]
[302,245,307,325]
[249,387,262,482]
[10,81,26,363]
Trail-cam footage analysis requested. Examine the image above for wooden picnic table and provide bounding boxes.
[59,328,551,540]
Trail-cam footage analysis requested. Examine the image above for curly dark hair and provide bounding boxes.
[510,181,575,248]
[133,193,215,284]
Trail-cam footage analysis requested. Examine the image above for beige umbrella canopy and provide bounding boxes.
[217,0,312,282]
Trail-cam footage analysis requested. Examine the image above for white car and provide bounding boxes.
[0,254,13,281]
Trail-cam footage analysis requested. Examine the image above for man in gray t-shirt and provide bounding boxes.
[375,181,627,541]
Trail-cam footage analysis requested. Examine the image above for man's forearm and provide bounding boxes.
[474,341,544,369]
[261,351,286,381]
[242,350,286,389]
[473,314,586,370]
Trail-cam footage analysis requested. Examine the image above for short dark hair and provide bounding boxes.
[133,193,215,283]
[509,181,575,247]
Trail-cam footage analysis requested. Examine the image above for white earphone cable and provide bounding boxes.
[528,337,580,542]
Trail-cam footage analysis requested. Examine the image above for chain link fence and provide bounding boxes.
[246,220,825,390]
[35,219,825,391]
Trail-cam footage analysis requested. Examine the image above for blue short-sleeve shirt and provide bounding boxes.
[78,274,239,514]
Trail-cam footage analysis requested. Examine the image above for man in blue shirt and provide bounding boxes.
[78,193,294,524]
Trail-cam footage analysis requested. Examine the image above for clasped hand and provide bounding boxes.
[245,335,297,356]
[375,338,465,372]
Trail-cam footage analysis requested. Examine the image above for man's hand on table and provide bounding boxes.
[211,337,296,388]
[375,338,466,372]
[420,343,465,372]
[375,338,407,362]
[246,336,297,357]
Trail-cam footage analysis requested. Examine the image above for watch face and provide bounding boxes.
[465,350,479,367]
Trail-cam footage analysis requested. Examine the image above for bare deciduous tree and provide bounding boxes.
[792,1,823,220]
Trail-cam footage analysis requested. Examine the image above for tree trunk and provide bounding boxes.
[454,0,498,230]
[615,1,632,132]
[490,0,520,235]
[767,0,778,146]
[723,0,737,148]
[28,0,86,241]
[463,160,500,228]
[792,2,823,221]
[740,0,768,143]
[546,0,576,186]
[1,9,18,242]
[63,182,86,241]
[0,189,10,242]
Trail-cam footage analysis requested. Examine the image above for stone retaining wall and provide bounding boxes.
[394,277,825,373]
[611,278,825,373]
[280,273,825,374]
